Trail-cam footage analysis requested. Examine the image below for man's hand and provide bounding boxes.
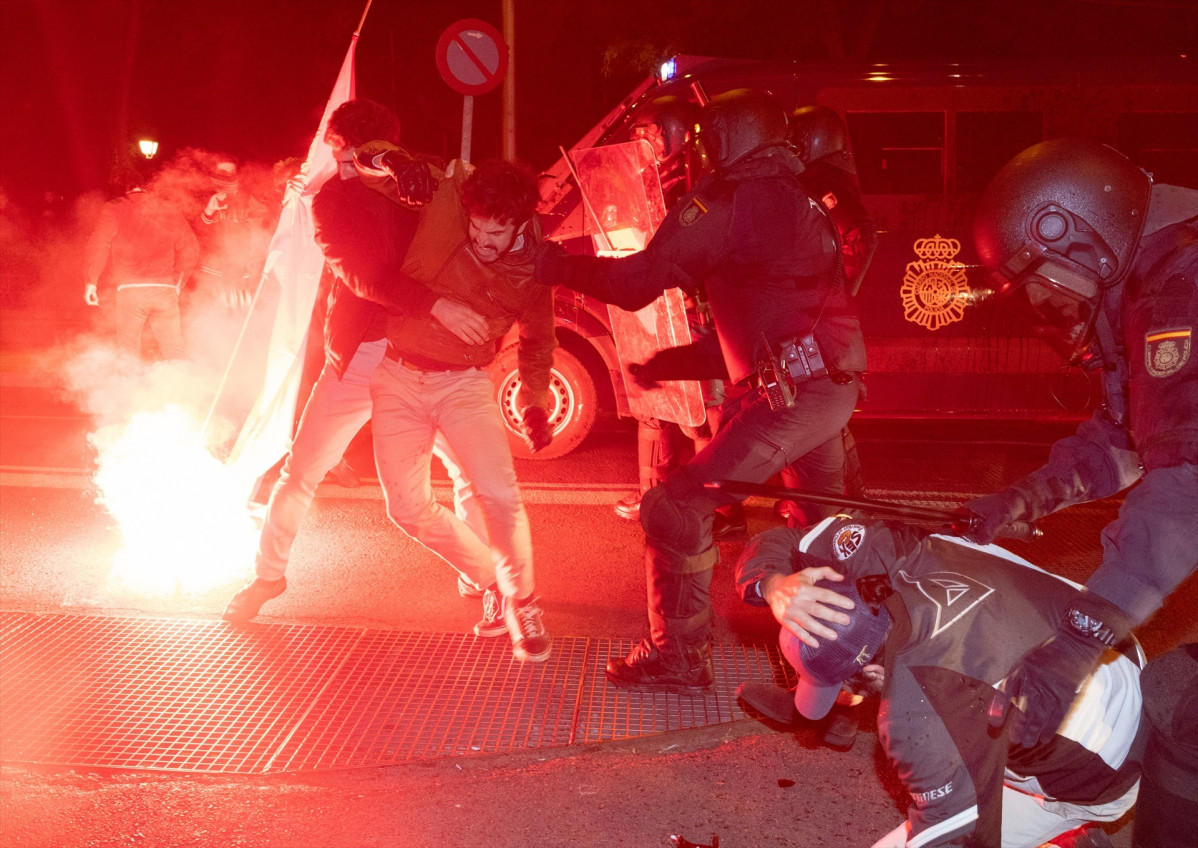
[627,361,661,390]
[760,566,855,648]
[84,283,99,306]
[202,192,227,221]
[961,487,1027,544]
[989,628,1105,748]
[430,298,490,345]
[519,406,553,453]
[386,154,436,208]
[991,593,1132,748]
[532,239,567,285]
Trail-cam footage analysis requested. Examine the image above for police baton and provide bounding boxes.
[704,481,1042,541]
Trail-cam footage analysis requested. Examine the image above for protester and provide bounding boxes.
[347,146,556,663]
[83,157,199,359]
[535,88,866,692]
[736,517,1142,848]
[223,99,428,622]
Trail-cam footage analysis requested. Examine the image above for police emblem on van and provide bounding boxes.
[900,235,970,331]
[1145,328,1191,377]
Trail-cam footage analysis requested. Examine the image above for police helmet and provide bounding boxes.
[973,138,1152,359]
[789,105,849,165]
[630,95,700,164]
[697,88,789,172]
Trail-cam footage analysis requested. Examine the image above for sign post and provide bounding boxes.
[435,19,508,163]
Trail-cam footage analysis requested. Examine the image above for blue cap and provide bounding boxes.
[779,578,891,720]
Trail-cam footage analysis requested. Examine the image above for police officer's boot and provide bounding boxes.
[605,638,714,694]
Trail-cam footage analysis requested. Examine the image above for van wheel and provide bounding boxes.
[488,344,597,460]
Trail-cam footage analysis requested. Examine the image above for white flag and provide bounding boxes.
[223,33,360,482]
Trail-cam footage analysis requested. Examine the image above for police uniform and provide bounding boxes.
[538,140,866,687]
[968,144,1198,848]
[736,519,1144,848]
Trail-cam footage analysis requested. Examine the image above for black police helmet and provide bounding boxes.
[630,95,700,164]
[973,138,1152,359]
[698,88,788,172]
[789,105,849,165]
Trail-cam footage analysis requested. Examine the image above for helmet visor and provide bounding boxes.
[1001,255,1101,360]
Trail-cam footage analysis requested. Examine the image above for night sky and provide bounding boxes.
[2,0,1195,205]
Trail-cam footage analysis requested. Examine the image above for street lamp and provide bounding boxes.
[138,138,159,159]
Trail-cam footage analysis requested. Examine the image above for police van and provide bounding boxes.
[489,54,1198,459]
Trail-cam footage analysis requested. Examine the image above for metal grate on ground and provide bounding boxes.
[0,612,791,775]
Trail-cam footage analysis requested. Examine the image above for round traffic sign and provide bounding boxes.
[435,18,508,96]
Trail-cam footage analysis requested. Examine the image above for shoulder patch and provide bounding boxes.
[831,523,867,561]
[678,197,709,227]
[1145,327,1191,377]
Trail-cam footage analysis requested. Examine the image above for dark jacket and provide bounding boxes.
[312,172,420,378]
[537,146,865,385]
[737,519,1143,848]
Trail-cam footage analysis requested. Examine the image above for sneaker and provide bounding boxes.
[822,704,861,750]
[323,457,359,488]
[506,594,551,662]
[605,638,713,693]
[457,574,485,599]
[736,681,799,724]
[473,587,508,637]
[222,577,287,623]
[613,492,642,521]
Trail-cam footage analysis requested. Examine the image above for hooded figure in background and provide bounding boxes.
[83,156,199,359]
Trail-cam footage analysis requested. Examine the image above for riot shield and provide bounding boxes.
[572,141,706,427]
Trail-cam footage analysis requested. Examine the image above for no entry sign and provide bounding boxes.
[436,19,508,96]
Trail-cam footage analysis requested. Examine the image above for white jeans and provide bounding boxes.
[370,356,534,600]
[255,340,386,580]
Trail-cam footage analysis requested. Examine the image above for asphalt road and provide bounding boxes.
[3,371,1195,848]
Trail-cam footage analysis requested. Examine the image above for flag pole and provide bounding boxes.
[198,0,373,460]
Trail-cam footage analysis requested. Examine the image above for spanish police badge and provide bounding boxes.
[1145,328,1192,377]
[678,196,708,227]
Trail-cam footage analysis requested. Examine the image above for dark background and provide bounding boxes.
[2,0,1196,205]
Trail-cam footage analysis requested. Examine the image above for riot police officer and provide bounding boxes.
[968,138,1198,847]
[774,105,878,526]
[536,88,866,692]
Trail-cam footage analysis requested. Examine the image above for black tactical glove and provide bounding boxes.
[962,486,1031,544]
[519,406,553,453]
[990,592,1133,748]
[532,239,568,285]
[627,361,662,390]
[357,147,436,207]
[386,154,436,207]
[629,338,730,390]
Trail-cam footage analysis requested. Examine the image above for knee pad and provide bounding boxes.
[640,470,710,556]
